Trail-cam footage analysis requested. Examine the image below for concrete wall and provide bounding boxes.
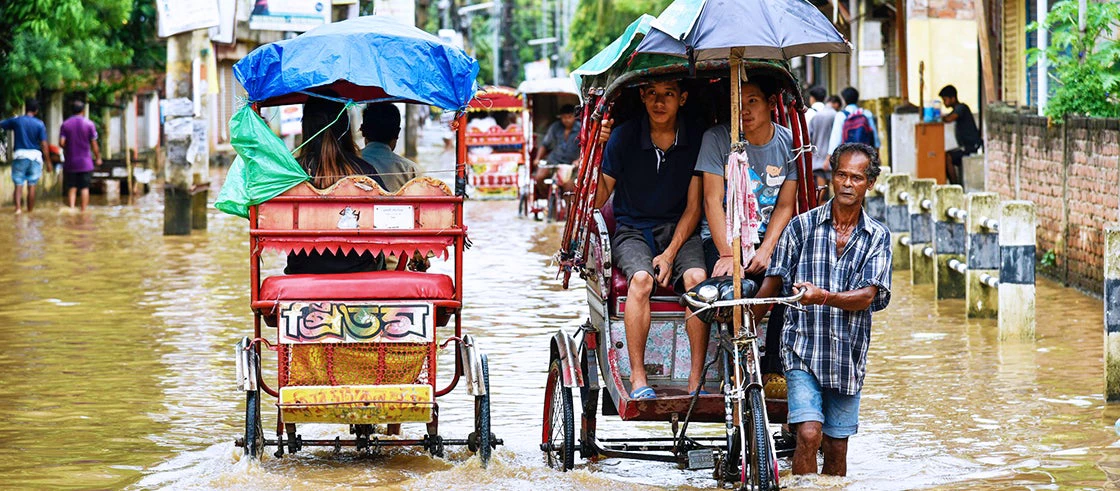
[986,108,1120,294]
[906,0,980,112]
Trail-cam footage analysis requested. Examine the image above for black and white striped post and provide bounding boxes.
[933,185,966,300]
[965,193,1000,318]
[884,174,911,271]
[908,179,936,285]
[866,168,891,223]
[999,201,1036,339]
[1106,227,1120,401]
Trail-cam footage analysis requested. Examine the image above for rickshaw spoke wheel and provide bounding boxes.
[746,385,778,491]
[473,354,492,467]
[244,388,264,460]
[542,357,574,471]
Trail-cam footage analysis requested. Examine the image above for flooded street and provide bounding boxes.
[1,173,1118,489]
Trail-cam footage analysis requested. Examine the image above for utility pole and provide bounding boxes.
[163,29,211,235]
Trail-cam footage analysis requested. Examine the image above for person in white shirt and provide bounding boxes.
[804,86,826,124]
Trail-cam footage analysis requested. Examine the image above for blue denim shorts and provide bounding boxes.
[11,158,42,185]
[785,369,861,438]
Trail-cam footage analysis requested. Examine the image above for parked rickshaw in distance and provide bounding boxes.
[517,77,581,221]
[217,16,498,466]
[544,2,850,489]
[465,86,525,199]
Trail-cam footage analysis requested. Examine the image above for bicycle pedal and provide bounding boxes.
[687,448,716,470]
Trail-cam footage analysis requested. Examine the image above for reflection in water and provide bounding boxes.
[0,193,1116,489]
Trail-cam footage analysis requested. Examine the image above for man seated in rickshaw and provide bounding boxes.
[532,104,581,193]
[360,102,422,193]
[286,95,387,274]
[593,80,708,398]
[696,73,799,385]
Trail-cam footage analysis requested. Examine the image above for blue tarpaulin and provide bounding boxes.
[234,15,479,109]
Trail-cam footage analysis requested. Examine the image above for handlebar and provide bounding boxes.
[679,288,806,311]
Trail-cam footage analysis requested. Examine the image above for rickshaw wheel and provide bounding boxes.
[546,191,559,223]
[471,354,492,467]
[542,358,575,471]
[746,386,778,491]
[244,388,264,459]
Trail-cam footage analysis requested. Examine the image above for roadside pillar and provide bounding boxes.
[884,173,911,271]
[865,167,891,223]
[933,185,966,299]
[163,29,211,235]
[998,201,1036,340]
[966,193,1000,318]
[908,178,936,284]
[1105,228,1120,401]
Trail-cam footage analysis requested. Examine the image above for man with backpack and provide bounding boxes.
[827,87,880,155]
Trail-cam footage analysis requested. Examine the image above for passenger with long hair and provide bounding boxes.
[285,95,387,274]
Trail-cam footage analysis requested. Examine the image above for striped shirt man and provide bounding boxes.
[766,200,892,395]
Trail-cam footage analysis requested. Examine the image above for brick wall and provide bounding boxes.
[986,108,1120,294]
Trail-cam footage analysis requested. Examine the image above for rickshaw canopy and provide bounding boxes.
[636,0,850,62]
[467,86,523,112]
[217,16,479,219]
[234,15,479,109]
[517,78,579,96]
[570,14,654,93]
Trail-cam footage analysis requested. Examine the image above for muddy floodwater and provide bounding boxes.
[0,180,1118,489]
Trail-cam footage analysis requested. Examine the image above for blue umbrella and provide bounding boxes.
[234,15,479,109]
[636,0,850,61]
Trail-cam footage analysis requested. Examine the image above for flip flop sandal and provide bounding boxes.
[629,386,656,400]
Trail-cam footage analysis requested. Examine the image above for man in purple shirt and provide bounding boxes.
[59,100,101,211]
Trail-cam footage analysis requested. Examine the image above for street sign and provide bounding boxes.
[157,0,221,38]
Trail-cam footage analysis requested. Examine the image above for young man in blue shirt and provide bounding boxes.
[1,99,52,213]
[593,80,709,397]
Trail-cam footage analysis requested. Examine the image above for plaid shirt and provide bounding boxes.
[767,201,892,395]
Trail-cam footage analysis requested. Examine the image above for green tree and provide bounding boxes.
[0,0,162,114]
[567,0,671,68]
[1027,0,1120,121]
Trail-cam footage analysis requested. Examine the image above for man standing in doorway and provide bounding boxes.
[59,100,101,211]
[939,84,982,185]
[1,99,52,213]
[753,143,893,476]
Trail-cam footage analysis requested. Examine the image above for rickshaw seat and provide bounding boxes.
[599,202,681,300]
[259,271,456,302]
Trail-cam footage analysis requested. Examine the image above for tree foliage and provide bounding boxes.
[1027,0,1120,121]
[0,0,163,114]
[568,0,672,68]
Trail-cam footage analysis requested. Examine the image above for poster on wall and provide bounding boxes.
[373,0,415,26]
[157,0,221,38]
[249,0,331,32]
[210,0,238,44]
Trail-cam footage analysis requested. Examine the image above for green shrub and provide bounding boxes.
[1027,0,1120,121]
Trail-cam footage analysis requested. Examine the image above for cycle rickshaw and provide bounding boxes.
[516,77,581,221]
[216,16,498,465]
[542,2,849,489]
[465,86,525,199]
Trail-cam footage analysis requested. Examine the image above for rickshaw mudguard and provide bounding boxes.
[235,337,258,392]
[458,334,487,397]
[550,330,584,388]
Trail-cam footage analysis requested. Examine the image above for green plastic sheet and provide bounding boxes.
[215,106,309,218]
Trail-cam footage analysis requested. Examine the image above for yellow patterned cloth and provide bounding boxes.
[286,344,428,386]
[279,384,433,424]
